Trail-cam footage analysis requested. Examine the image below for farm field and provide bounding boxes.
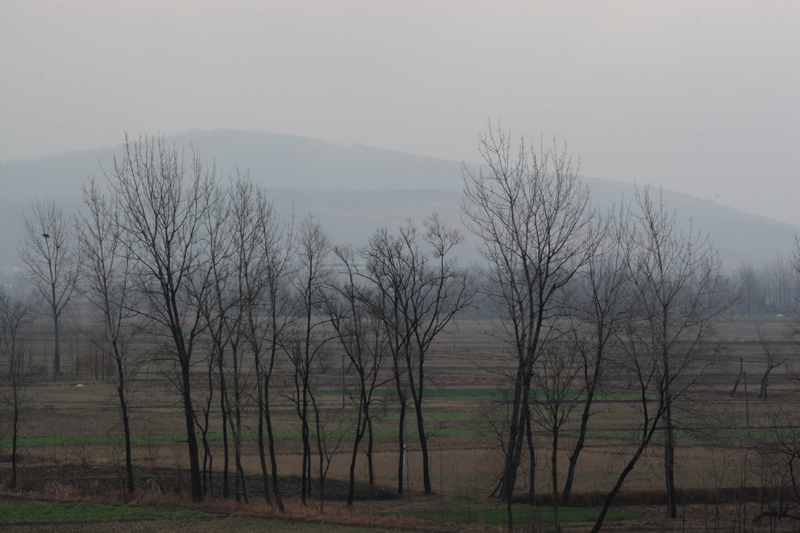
[1,316,799,531]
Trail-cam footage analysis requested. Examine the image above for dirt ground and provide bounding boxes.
[2,459,799,532]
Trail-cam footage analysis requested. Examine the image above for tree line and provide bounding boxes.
[2,129,799,531]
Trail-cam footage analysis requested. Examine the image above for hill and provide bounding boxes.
[1,129,796,268]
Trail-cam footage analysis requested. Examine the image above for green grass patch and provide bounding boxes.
[389,505,643,525]
[0,502,209,524]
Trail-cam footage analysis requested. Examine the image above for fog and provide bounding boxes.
[1,1,798,226]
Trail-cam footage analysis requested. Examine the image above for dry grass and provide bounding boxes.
[3,316,800,531]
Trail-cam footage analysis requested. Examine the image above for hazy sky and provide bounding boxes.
[2,1,798,226]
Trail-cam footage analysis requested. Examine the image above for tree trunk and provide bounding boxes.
[663,340,677,519]
[552,426,561,533]
[561,347,603,506]
[561,396,591,505]
[664,414,677,518]
[414,402,432,495]
[116,357,134,493]
[591,429,656,532]
[499,368,529,502]
[526,412,536,504]
[366,414,375,486]
[180,358,203,502]
[12,398,19,489]
[730,358,744,397]
[220,384,230,498]
[347,405,366,506]
[257,396,272,505]
[53,308,61,377]
[396,391,407,495]
[265,380,284,511]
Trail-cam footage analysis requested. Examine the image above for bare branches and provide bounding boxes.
[461,123,594,504]
[103,133,219,502]
[18,197,81,376]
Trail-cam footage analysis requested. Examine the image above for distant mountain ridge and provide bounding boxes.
[0,129,796,268]
[0,130,466,198]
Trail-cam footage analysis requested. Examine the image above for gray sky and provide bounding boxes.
[2,1,798,226]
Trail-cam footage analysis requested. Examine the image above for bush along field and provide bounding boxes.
[1,132,799,531]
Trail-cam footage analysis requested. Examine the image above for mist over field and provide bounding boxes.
[0,130,796,273]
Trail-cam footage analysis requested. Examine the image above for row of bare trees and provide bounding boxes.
[8,134,472,507]
[461,125,738,531]
[3,128,798,530]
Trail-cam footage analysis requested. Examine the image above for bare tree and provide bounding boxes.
[193,183,259,501]
[326,245,390,505]
[363,215,472,496]
[363,226,412,495]
[461,124,594,514]
[593,186,733,527]
[0,290,33,489]
[755,323,788,400]
[560,207,635,505]
[530,336,582,533]
[288,215,333,505]
[18,198,81,377]
[243,187,294,512]
[77,178,140,493]
[106,134,218,502]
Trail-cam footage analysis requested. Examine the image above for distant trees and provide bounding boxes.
[734,254,799,317]
[18,198,81,377]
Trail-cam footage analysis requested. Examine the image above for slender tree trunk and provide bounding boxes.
[220,397,229,497]
[552,425,561,533]
[347,400,366,506]
[366,414,375,486]
[664,402,677,518]
[257,391,272,504]
[116,357,134,493]
[414,402,432,494]
[230,414,248,503]
[265,379,284,511]
[53,307,61,378]
[396,388,407,495]
[200,424,211,495]
[730,358,744,397]
[592,422,661,532]
[500,366,529,502]
[526,411,536,504]
[300,374,312,505]
[561,348,603,506]
[662,338,677,519]
[180,357,203,502]
[217,355,230,498]
[347,425,365,505]
[12,398,19,489]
